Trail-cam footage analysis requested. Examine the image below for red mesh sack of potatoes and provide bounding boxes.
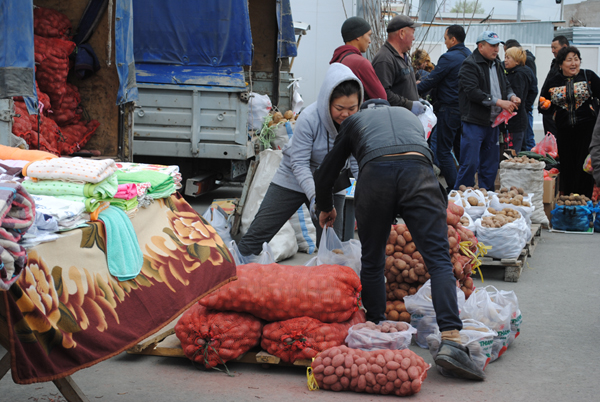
[199,263,362,323]
[261,310,366,363]
[12,102,33,136]
[310,345,429,396]
[175,303,263,369]
[34,35,76,109]
[34,7,72,39]
[57,120,100,156]
[50,83,82,127]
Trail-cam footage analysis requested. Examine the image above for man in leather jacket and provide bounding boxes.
[314,100,485,381]
[456,31,520,190]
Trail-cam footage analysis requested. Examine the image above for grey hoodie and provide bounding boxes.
[271,63,363,200]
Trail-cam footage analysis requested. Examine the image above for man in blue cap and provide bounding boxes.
[455,31,520,190]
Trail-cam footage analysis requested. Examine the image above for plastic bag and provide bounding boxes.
[199,263,362,323]
[583,153,593,174]
[489,192,535,225]
[248,93,272,130]
[202,206,233,245]
[474,210,529,259]
[289,203,317,254]
[427,319,497,376]
[531,133,558,159]
[228,240,275,266]
[270,121,294,150]
[499,158,548,226]
[460,210,476,234]
[462,189,487,219]
[261,310,365,363]
[459,289,512,362]
[404,280,466,348]
[551,204,594,232]
[288,78,304,114]
[345,321,417,351]
[418,104,437,139]
[316,226,361,276]
[482,286,522,347]
[448,190,470,210]
[492,109,517,128]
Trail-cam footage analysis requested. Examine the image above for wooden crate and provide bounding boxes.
[478,224,541,282]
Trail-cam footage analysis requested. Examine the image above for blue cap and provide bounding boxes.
[476,31,503,45]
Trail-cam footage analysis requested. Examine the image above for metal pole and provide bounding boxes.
[560,1,564,21]
[517,0,522,23]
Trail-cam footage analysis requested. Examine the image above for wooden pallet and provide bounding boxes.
[127,328,312,367]
[478,224,541,282]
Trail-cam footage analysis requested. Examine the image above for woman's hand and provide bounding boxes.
[539,96,551,110]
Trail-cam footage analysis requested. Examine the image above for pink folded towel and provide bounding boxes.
[114,183,138,200]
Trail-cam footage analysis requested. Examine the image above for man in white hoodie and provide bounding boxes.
[237,63,362,258]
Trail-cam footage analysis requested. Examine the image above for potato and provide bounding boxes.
[467,196,479,206]
[403,242,416,254]
[387,310,400,321]
[283,110,294,120]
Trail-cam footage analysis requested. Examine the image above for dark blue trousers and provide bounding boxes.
[455,122,500,190]
[355,158,463,332]
[523,110,536,151]
[435,106,462,191]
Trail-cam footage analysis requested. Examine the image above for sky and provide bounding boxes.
[413,0,583,22]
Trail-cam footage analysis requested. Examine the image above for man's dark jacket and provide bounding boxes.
[525,50,537,76]
[458,48,515,126]
[314,106,432,212]
[417,43,471,108]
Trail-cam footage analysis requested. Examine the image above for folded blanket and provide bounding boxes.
[109,196,138,211]
[22,174,118,199]
[0,144,57,162]
[30,194,86,222]
[0,182,36,241]
[0,239,27,290]
[116,162,182,189]
[98,206,143,281]
[23,157,117,184]
[114,183,138,200]
[55,195,102,213]
[115,170,176,198]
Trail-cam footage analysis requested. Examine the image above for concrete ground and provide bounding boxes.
[2,184,599,402]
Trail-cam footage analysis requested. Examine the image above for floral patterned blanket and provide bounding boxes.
[0,193,236,384]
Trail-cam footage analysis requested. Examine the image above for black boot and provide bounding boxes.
[435,340,486,381]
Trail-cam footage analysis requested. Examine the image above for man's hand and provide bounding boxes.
[497,99,518,112]
[510,96,521,106]
[319,208,337,228]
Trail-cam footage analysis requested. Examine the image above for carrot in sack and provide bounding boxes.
[261,310,366,363]
[175,303,263,372]
[199,263,362,323]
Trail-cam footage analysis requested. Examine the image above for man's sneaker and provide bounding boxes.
[434,340,486,381]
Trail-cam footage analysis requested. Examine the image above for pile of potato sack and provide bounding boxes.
[384,203,478,323]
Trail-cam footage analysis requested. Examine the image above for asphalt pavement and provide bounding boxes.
[1,187,599,402]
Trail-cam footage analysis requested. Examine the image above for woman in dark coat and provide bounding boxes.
[504,47,535,152]
[539,46,600,198]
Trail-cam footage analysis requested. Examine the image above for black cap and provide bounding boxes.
[386,15,422,33]
[341,17,371,43]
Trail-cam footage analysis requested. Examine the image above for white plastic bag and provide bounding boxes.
[427,319,497,376]
[248,93,272,130]
[288,78,304,114]
[499,159,548,226]
[418,104,437,139]
[240,149,299,261]
[489,192,535,225]
[404,280,466,348]
[270,121,294,150]
[345,321,417,351]
[459,288,512,362]
[462,189,487,220]
[449,190,470,210]
[316,226,361,276]
[483,286,522,347]
[461,211,476,234]
[474,210,529,260]
[289,204,317,254]
[202,206,233,245]
[228,241,275,266]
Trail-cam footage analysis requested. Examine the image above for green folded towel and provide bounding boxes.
[109,196,139,211]
[22,174,118,199]
[115,170,175,198]
[98,206,143,281]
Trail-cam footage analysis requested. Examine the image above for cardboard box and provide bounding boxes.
[543,174,559,204]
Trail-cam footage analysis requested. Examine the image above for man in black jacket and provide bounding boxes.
[504,39,539,151]
[314,100,485,381]
[456,31,520,190]
[542,35,569,136]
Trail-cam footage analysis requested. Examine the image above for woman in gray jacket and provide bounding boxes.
[237,63,363,258]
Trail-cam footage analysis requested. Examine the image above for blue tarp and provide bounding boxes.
[132,0,253,67]
[277,0,298,59]
[115,0,138,104]
[0,0,38,113]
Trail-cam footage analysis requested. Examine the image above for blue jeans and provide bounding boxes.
[355,157,463,332]
[522,110,535,151]
[435,106,462,191]
[455,122,500,190]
